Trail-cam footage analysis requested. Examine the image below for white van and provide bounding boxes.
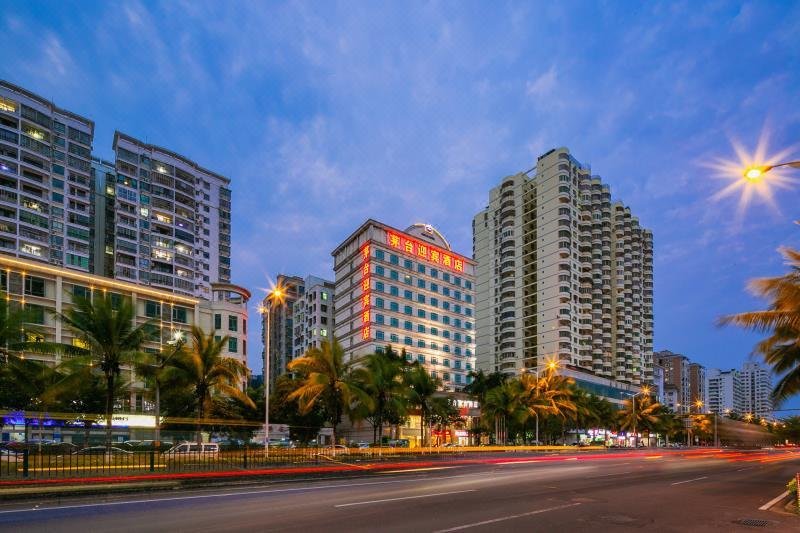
[163,442,219,455]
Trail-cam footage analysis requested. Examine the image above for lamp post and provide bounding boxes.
[625,386,651,448]
[528,359,559,447]
[693,400,718,448]
[259,286,286,458]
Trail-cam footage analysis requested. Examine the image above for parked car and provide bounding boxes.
[72,446,132,456]
[163,442,220,456]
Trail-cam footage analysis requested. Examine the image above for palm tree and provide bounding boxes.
[54,294,154,447]
[287,338,368,446]
[352,347,408,444]
[719,247,800,404]
[0,292,83,362]
[482,381,522,445]
[404,364,441,446]
[2,355,66,444]
[134,340,185,446]
[170,327,254,443]
[518,372,577,444]
[618,395,663,446]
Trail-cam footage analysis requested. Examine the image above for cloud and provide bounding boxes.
[526,65,557,98]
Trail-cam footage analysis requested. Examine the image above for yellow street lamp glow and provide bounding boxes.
[641,386,651,395]
[743,165,770,180]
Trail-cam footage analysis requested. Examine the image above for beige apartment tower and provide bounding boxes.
[473,147,653,389]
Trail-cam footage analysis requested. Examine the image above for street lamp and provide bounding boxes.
[260,285,287,457]
[526,358,559,447]
[743,160,800,180]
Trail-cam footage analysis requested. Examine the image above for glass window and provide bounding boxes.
[27,304,45,325]
[430,269,438,278]
[404,290,412,299]
[214,314,221,329]
[404,320,412,330]
[417,294,425,304]
[72,284,90,300]
[417,309,426,319]
[390,270,399,281]
[443,287,450,296]
[228,337,238,353]
[172,306,188,323]
[390,333,399,343]
[404,336,412,346]
[431,298,439,308]
[376,297,385,308]
[404,305,412,315]
[376,281,385,292]
[417,340,425,348]
[376,266,385,276]
[375,250,385,260]
[146,301,162,319]
[377,330,385,340]
[430,327,438,336]
[417,324,425,333]
[443,273,450,282]
[389,301,399,312]
[404,259,412,269]
[417,279,425,289]
[430,283,438,293]
[228,315,238,332]
[390,286,399,296]
[375,314,385,324]
[443,301,450,310]
[24,276,45,297]
[390,254,399,265]
[431,312,439,321]
[417,354,425,363]
[417,264,425,274]
[390,317,399,327]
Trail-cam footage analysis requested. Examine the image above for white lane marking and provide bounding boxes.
[670,476,708,486]
[759,490,789,511]
[593,471,632,477]
[433,502,582,532]
[334,489,476,508]
[0,477,470,515]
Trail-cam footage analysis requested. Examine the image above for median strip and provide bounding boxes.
[758,490,789,511]
[334,489,476,508]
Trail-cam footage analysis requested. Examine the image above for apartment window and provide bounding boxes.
[417,324,425,333]
[375,314,385,325]
[390,270,399,281]
[243,319,247,335]
[404,290,412,300]
[376,330,385,340]
[376,298,385,308]
[417,309,426,319]
[390,254,399,265]
[430,283,438,293]
[417,264,425,274]
[417,354,425,363]
[431,298,439,308]
[417,279,425,289]
[390,333,399,343]
[172,306,188,324]
[27,304,45,325]
[228,337,238,353]
[417,294,425,304]
[417,340,425,348]
[390,286,399,296]
[376,281,385,292]
[431,312,439,321]
[390,318,399,327]
[72,285,90,300]
[443,273,450,282]
[24,276,45,297]
[404,320,413,331]
[375,250,385,260]
[228,315,238,332]
[376,266,385,276]
[404,336,412,346]
[430,327,439,336]
[146,301,162,319]
[404,305,412,315]
[404,259,412,269]
[430,269,438,278]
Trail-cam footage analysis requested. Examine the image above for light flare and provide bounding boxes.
[705,126,798,218]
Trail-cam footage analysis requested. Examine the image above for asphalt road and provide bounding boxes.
[1,449,798,532]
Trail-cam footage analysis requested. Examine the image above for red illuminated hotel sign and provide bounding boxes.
[385,230,465,272]
[360,243,371,341]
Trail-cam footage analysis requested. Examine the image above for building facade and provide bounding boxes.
[106,132,232,299]
[332,220,476,392]
[688,362,707,413]
[0,254,251,394]
[739,361,773,419]
[652,363,665,403]
[706,368,744,415]
[655,350,690,414]
[292,275,335,359]
[0,81,95,273]
[262,274,304,391]
[473,147,653,390]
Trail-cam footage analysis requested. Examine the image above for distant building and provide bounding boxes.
[706,368,744,415]
[655,350,690,414]
[292,275,335,359]
[652,364,665,403]
[262,274,304,391]
[739,361,773,419]
[688,362,707,413]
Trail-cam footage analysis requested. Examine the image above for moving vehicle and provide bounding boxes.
[163,442,220,455]
[72,446,132,455]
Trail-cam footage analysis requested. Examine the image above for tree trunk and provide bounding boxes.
[197,397,205,444]
[105,373,115,449]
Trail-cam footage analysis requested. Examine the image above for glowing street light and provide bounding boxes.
[743,161,800,181]
[261,282,289,457]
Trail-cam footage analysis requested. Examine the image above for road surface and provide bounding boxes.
[1,449,798,531]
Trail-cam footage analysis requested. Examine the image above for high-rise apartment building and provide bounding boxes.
[262,274,304,390]
[656,350,690,414]
[292,275,335,359]
[0,81,95,272]
[332,220,476,392]
[706,368,744,415]
[688,362,707,413]
[740,361,773,418]
[107,132,232,299]
[473,147,653,391]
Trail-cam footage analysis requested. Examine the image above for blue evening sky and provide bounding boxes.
[2,1,799,406]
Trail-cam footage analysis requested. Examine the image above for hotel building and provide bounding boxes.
[473,147,653,401]
[0,81,95,272]
[656,350,691,414]
[332,220,476,391]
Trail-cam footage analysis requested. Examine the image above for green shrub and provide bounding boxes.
[788,477,798,496]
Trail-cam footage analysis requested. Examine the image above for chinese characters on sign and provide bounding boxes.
[361,243,371,341]
[385,231,465,272]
